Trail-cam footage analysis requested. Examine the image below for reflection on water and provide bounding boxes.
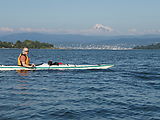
[16,70,30,76]
[16,80,30,93]
[16,79,30,94]
[14,76,33,107]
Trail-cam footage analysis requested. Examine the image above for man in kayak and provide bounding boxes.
[18,48,35,67]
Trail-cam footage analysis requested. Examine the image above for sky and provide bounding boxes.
[0,0,160,35]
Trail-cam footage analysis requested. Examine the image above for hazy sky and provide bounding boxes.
[0,0,160,35]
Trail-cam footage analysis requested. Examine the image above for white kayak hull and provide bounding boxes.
[0,63,114,71]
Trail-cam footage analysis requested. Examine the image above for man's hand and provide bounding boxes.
[31,64,35,67]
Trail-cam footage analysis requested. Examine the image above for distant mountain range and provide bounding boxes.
[0,32,160,49]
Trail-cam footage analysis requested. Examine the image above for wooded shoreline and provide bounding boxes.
[0,40,56,49]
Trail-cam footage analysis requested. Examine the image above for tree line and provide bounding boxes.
[0,40,55,49]
[133,43,160,49]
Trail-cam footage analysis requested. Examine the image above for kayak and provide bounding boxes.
[0,63,114,71]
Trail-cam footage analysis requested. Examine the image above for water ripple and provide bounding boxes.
[0,49,160,120]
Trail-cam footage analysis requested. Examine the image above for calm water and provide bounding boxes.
[0,49,160,120]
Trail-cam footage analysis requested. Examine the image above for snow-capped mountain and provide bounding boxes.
[93,24,113,32]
